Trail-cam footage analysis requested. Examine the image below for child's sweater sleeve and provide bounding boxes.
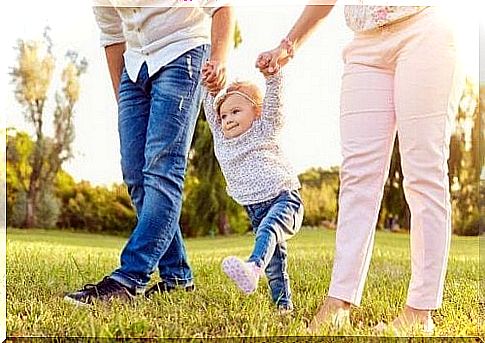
[261,71,284,132]
[202,90,222,138]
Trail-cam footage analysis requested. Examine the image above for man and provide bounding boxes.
[64,0,234,305]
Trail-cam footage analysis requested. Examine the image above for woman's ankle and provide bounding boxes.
[404,305,431,315]
[396,305,432,324]
[325,296,351,310]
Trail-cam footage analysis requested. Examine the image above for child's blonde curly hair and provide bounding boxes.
[214,81,263,123]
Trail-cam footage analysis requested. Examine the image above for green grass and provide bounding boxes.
[6,228,482,338]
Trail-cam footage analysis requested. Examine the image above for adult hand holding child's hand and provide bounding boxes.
[256,39,294,76]
[202,60,227,94]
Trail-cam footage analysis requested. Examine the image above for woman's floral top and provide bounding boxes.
[344,6,426,32]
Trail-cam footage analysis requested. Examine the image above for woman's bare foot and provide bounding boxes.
[307,297,351,334]
[392,306,434,333]
[375,305,434,335]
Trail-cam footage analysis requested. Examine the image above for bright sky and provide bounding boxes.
[1,1,480,186]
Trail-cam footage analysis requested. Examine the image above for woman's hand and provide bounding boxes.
[256,39,294,76]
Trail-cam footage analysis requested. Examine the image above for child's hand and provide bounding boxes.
[202,60,226,94]
[256,53,271,70]
[202,61,213,80]
[202,61,214,88]
[256,53,274,78]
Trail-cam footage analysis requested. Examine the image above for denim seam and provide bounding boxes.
[162,277,194,288]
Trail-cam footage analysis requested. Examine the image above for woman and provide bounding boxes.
[256,4,463,333]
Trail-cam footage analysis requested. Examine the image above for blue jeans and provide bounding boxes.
[245,190,304,309]
[110,45,209,290]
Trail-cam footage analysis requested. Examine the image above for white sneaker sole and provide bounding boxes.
[63,295,90,307]
[221,257,257,294]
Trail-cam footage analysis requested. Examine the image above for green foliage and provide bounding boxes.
[56,181,136,234]
[453,209,482,236]
[7,130,62,229]
[478,86,485,172]
[234,21,243,48]
[10,190,27,228]
[35,188,61,229]
[7,130,136,233]
[6,131,62,229]
[6,129,33,225]
[299,167,339,227]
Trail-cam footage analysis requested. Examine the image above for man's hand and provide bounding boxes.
[206,6,233,95]
[202,60,226,94]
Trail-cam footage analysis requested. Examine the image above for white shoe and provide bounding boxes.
[222,256,260,294]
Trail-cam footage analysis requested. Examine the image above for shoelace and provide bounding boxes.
[146,282,171,296]
[82,276,121,295]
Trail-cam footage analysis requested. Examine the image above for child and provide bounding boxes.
[202,62,304,312]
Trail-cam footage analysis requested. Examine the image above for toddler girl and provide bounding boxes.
[202,63,304,312]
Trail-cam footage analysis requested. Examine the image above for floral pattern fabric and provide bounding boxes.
[344,6,426,32]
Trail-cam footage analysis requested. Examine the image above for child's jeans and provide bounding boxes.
[244,189,304,309]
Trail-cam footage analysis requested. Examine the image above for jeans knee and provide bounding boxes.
[142,156,187,204]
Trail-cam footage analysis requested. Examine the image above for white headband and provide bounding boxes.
[213,89,259,114]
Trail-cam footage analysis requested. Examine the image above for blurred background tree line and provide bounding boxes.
[6,28,483,237]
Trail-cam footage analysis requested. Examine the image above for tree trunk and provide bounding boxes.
[218,212,230,236]
[25,189,36,228]
[24,144,43,228]
[403,205,411,231]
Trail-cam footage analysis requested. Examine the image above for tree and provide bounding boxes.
[448,79,481,235]
[10,28,87,228]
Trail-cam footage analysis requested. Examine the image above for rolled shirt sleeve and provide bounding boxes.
[92,6,125,47]
[202,0,231,16]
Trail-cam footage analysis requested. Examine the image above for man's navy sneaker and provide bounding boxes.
[64,276,137,306]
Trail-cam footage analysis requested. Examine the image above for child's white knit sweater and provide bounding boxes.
[203,73,301,206]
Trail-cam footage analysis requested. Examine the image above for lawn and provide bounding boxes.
[6,228,482,339]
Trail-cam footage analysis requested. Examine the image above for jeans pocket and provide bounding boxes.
[181,44,210,103]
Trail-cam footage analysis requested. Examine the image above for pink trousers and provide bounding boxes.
[328,7,463,309]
